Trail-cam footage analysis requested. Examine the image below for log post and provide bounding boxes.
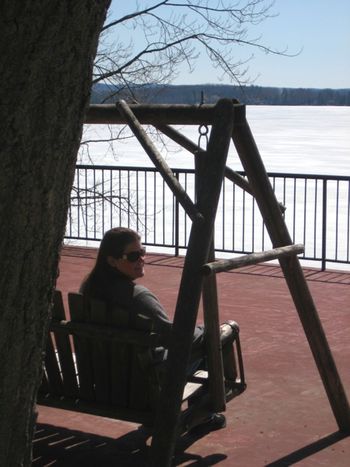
[202,242,226,412]
[150,99,235,466]
[195,151,226,413]
[232,118,350,432]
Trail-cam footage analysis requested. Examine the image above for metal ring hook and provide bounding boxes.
[198,124,209,150]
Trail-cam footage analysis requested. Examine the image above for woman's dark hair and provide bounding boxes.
[96,227,140,262]
[80,227,140,297]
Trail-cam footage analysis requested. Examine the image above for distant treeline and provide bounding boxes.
[91,83,350,106]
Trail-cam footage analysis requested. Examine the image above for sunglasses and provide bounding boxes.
[120,248,146,263]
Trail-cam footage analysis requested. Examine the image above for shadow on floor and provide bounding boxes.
[265,431,349,467]
[33,423,227,466]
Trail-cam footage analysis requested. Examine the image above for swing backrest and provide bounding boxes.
[38,290,164,425]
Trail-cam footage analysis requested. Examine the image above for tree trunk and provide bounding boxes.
[0,1,110,464]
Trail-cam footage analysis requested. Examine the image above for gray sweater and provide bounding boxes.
[80,267,203,351]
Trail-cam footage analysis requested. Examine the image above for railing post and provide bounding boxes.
[174,171,180,257]
[321,179,327,271]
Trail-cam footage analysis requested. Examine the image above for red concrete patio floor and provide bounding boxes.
[35,246,350,466]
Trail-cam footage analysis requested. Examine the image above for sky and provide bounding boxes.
[107,0,350,89]
[235,0,350,89]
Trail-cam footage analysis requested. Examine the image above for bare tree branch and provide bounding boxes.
[76,1,297,229]
[93,0,296,94]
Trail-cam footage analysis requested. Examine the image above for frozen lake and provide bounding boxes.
[71,106,349,269]
[80,106,350,176]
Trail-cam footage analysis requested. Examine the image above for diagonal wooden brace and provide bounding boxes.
[116,100,202,222]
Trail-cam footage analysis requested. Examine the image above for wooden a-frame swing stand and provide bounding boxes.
[84,99,350,465]
[85,98,350,465]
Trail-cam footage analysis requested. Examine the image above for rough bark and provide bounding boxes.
[0,1,110,464]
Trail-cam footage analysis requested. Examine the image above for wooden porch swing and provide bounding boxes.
[38,99,350,467]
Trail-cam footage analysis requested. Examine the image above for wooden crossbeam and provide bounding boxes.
[202,244,304,275]
[86,102,246,125]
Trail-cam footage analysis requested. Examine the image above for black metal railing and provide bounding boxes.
[65,165,350,270]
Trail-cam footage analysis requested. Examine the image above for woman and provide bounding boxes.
[81,227,236,430]
[80,227,204,353]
